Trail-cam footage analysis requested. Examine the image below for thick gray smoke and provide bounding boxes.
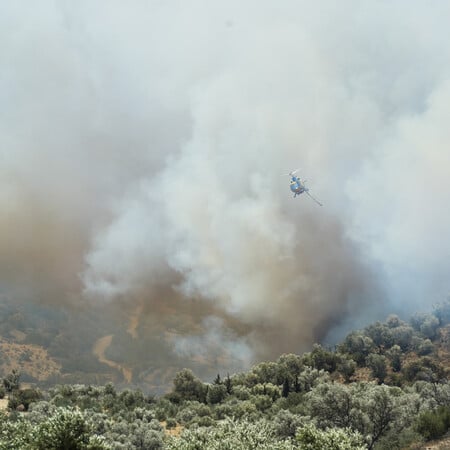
[2,1,450,371]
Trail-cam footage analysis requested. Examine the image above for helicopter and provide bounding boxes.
[285,169,323,206]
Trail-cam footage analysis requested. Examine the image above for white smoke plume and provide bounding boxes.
[2,1,450,371]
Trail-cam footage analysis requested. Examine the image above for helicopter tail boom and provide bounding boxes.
[305,191,323,206]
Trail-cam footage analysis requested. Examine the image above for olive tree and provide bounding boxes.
[172,369,207,403]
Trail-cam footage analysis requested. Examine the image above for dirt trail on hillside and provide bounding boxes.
[93,304,143,383]
[92,335,132,383]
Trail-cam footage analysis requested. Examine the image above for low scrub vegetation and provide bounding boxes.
[2,300,450,449]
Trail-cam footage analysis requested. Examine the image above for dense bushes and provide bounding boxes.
[415,406,450,440]
[0,408,111,450]
[296,423,366,450]
[0,374,447,449]
[2,301,450,449]
[8,388,42,411]
[166,418,296,450]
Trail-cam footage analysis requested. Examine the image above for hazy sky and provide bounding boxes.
[2,1,450,368]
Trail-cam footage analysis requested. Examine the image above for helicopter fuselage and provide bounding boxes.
[290,176,307,196]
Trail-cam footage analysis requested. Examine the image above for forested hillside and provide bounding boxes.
[2,300,450,449]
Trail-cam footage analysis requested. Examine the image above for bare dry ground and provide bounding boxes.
[408,436,450,449]
[161,421,184,437]
[0,398,8,412]
[0,336,61,381]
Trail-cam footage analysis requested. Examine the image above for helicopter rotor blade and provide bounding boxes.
[281,168,301,176]
[282,168,300,176]
[305,191,323,206]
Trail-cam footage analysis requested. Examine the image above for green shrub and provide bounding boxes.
[172,369,207,403]
[166,418,177,429]
[166,418,295,450]
[195,415,215,427]
[366,354,387,383]
[252,394,272,412]
[336,357,357,382]
[387,345,402,372]
[214,402,235,419]
[296,423,366,450]
[15,388,43,411]
[416,406,450,441]
[273,409,303,438]
[417,339,434,356]
[3,369,21,393]
[207,384,227,405]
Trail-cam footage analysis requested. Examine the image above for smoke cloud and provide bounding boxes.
[2,1,450,375]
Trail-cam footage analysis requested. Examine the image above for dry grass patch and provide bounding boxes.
[0,338,61,381]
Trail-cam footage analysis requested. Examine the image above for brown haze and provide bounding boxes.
[2,1,450,379]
